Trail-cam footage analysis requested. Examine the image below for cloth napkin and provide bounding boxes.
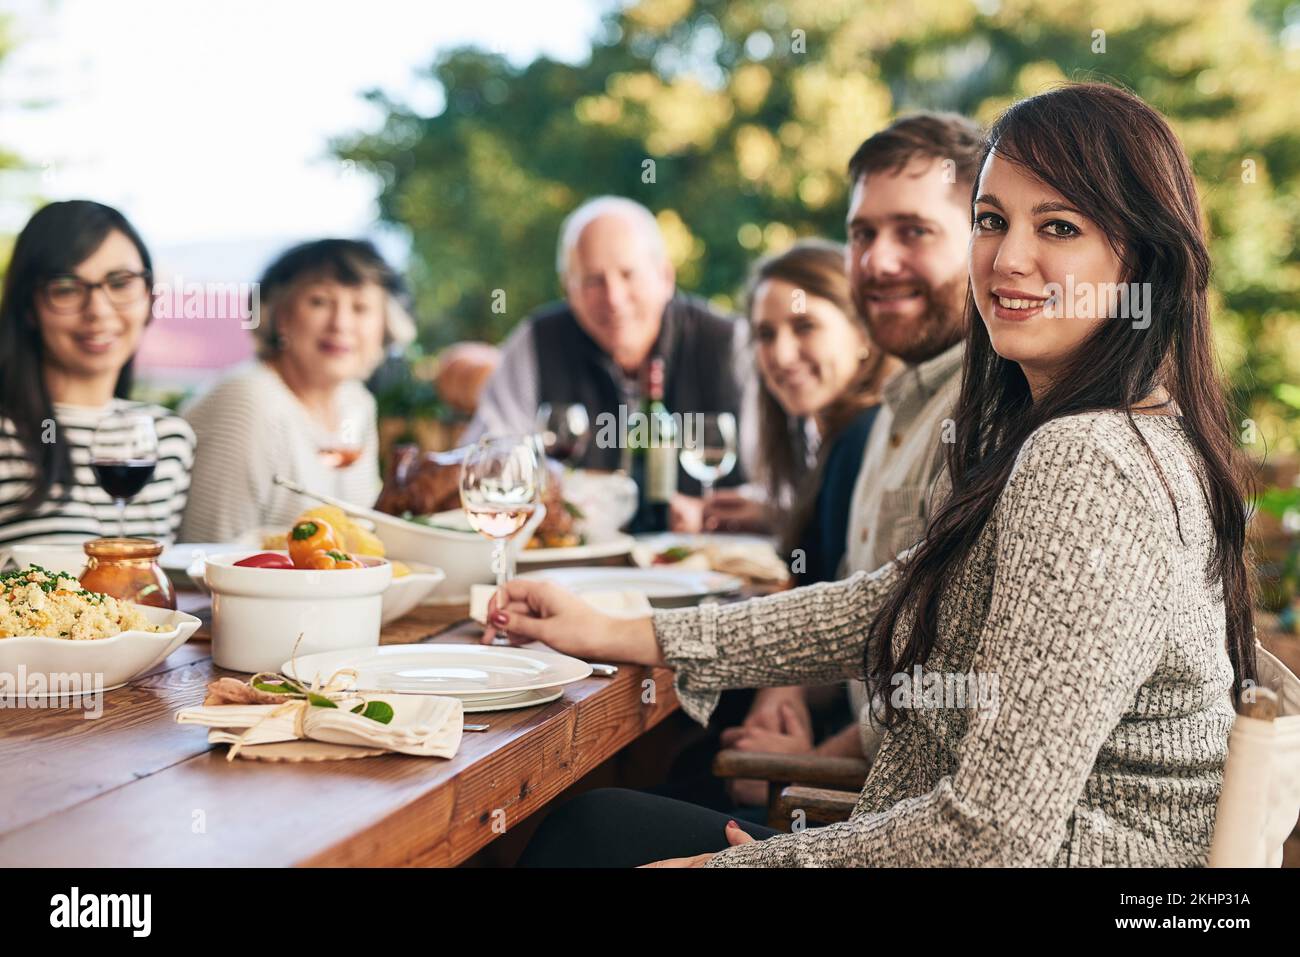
[469,583,652,623]
[176,693,463,758]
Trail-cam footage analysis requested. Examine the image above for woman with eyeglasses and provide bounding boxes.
[0,200,195,548]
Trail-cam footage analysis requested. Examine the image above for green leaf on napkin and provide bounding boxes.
[251,679,336,708]
[350,700,395,724]
[252,679,302,696]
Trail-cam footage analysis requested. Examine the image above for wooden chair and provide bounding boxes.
[711,750,867,831]
[714,644,1300,864]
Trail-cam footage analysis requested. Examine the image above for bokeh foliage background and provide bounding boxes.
[335,0,1300,454]
[0,14,21,272]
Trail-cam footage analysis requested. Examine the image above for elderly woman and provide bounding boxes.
[179,239,414,542]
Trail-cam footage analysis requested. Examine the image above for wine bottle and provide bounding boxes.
[631,358,675,533]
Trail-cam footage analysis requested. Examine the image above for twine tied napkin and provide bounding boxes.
[176,674,463,761]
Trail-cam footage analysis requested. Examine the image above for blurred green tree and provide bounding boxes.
[0,13,24,272]
[335,0,1300,452]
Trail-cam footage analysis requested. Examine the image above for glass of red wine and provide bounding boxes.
[90,411,158,539]
[534,402,590,466]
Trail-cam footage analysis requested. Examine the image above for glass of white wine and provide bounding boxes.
[679,412,737,503]
[460,435,540,640]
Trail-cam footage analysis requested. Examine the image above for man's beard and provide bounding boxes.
[855,274,968,365]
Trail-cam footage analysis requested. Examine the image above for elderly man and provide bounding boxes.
[463,196,750,502]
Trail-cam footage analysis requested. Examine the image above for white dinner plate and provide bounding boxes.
[516,533,636,565]
[460,687,564,712]
[282,643,592,696]
[517,566,744,607]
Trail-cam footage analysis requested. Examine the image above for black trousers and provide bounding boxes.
[517,788,782,868]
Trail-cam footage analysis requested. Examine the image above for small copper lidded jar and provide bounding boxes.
[79,537,176,610]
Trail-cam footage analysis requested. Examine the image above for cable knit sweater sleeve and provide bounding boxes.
[690,418,1172,867]
[651,560,905,725]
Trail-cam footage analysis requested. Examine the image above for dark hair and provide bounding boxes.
[865,83,1256,726]
[0,200,153,509]
[744,239,889,557]
[254,238,406,358]
[848,111,984,193]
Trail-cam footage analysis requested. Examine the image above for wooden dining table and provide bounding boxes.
[0,591,683,867]
[6,572,1296,868]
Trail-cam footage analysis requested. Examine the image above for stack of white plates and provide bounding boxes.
[281,643,592,714]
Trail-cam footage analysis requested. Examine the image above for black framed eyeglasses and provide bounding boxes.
[40,270,153,314]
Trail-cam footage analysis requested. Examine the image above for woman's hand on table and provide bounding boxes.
[482,579,663,665]
[639,820,756,868]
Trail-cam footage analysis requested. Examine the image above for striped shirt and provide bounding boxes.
[0,400,195,548]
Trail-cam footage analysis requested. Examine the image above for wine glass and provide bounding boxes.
[90,411,159,539]
[318,417,363,469]
[460,435,540,639]
[679,412,737,503]
[534,402,590,467]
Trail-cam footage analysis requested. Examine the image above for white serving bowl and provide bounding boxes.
[198,552,392,674]
[0,543,88,578]
[0,604,202,695]
[188,553,444,626]
[379,561,446,624]
[562,469,639,539]
[367,506,546,603]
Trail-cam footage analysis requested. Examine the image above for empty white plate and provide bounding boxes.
[461,687,564,712]
[282,643,592,696]
[517,566,744,607]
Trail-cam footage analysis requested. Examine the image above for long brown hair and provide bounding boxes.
[744,239,891,559]
[865,82,1256,727]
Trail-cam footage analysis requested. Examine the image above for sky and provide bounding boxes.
[0,0,609,253]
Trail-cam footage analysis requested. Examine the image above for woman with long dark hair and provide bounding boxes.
[483,82,1257,867]
[0,201,194,547]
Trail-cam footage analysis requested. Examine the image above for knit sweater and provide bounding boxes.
[653,412,1236,867]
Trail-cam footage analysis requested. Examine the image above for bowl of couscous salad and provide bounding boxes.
[0,566,201,696]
